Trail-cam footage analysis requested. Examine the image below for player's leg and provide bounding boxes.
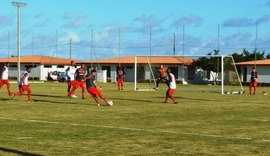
[253,81,257,95]
[25,86,32,102]
[0,80,3,90]
[121,80,124,90]
[164,89,169,103]
[87,87,100,106]
[81,83,85,99]
[156,78,161,88]
[168,89,177,103]
[67,81,71,93]
[68,82,78,98]
[249,82,253,95]
[6,81,12,96]
[13,86,25,97]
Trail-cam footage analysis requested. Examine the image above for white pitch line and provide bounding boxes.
[0,116,267,142]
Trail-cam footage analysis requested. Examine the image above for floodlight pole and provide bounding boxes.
[12,1,27,83]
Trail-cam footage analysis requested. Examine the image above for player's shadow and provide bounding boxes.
[155,96,220,102]
[32,99,87,105]
[32,94,66,98]
[0,147,43,156]
[110,97,153,103]
[0,98,11,101]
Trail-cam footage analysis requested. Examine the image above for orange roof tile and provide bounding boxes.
[235,59,270,66]
[0,55,80,65]
[87,56,194,65]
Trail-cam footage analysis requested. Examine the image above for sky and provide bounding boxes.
[1,0,270,60]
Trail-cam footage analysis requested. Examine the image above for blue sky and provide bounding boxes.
[1,0,270,60]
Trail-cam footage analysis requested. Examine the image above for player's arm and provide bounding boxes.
[1,67,6,79]
[21,73,28,85]
[74,69,78,81]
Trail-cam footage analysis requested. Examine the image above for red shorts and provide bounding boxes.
[117,78,124,83]
[87,87,101,96]
[67,80,76,86]
[0,80,9,85]
[250,81,258,87]
[167,88,175,95]
[74,81,85,88]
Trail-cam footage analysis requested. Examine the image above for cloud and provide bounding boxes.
[266,0,270,6]
[171,14,204,27]
[62,12,73,19]
[59,32,80,43]
[33,18,52,27]
[222,17,254,27]
[33,13,44,19]
[134,15,164,27]
[256,14,270,24]
[62,15,87,28]
[0,14,14,26]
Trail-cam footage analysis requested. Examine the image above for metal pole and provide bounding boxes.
[221,55,224,94]
[134,56,137,91]
[182,25,185,84]
[12,2,27,83]
[56,29,58,57]
[173,33,176,55]
[118,27,121,67]
[69,38,72,60]
[91,28,93,68]
[255,23,258,69]
[8,30,10,57]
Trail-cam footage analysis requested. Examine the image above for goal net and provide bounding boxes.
[134,55,244,94]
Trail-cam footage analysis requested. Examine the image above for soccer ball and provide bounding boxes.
[108,100,113,106]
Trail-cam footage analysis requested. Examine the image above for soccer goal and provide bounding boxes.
[134,55,244,94]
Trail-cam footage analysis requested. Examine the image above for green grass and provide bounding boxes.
[0,82,269,155]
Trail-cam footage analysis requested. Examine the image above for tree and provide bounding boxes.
[232,48,265,63]
[192,55,221,84]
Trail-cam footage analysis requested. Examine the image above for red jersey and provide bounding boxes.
[159,67,167,78]
[75,68,85,81]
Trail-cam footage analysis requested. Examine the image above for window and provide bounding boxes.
[57,65,64,68]
[170,67,178,79]
[44,65,52,68]
[102,66,111,78]
[126,66,133,69]
[10,65,17,68]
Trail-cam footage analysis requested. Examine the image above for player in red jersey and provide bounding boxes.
[155,65,167,90]
[249,67,258,95]
[68,63,86,99]
[66,60,77,95]
[117,67,125,90]
[85,69,111,106]
[0,62,12,96]
[164,68,178,104]
[13,66,32,102]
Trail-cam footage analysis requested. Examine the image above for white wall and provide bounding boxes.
[245,66,270,83]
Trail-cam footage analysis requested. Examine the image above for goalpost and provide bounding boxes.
[134,55,244,94]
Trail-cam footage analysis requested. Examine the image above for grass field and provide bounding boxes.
[0,82,269,155]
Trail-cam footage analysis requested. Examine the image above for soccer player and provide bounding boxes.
[85,69,111,106]
[13,66,32,102]
[249,67,258,95]
[164,68,178,104]
[155,65,167,90]
[66,60,77,97]
[68,63,86,99]
[0,62,12,96]
[117,67,125,90]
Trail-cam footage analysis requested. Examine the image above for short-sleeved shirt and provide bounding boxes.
[19,71,29,86]
[159,67,167,78]
[167,73,176,89]
[75,68,85,81]
[250,71,258,81]
[1,66,8,80]
[86,74,96,88]
[117,69,125,79]
[66,66,77,81]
